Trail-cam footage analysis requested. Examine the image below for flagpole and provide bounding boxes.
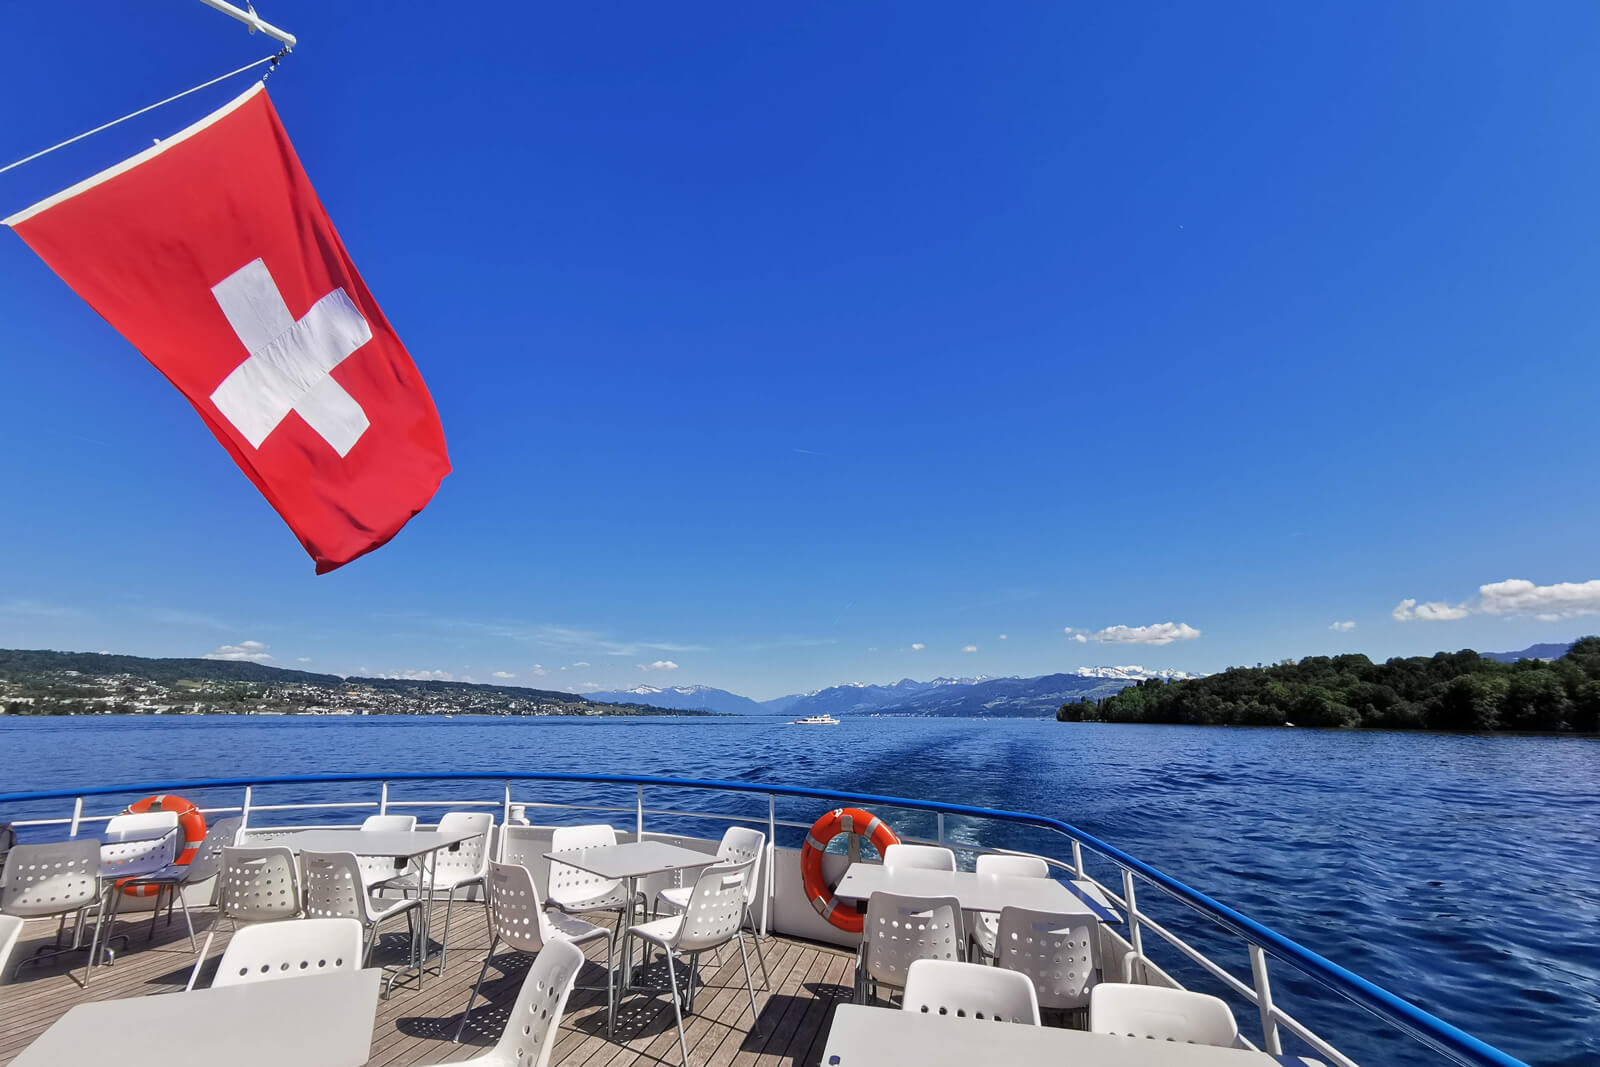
[195,0,297,50]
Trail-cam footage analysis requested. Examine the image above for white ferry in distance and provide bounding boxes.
[790,713,841,725]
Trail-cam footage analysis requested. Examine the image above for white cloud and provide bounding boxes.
[529,664,549,676]
[1064,627,1091,644]
[492,671,516,679]
[570,661,590,668]
[1088,622,1201,646]
[638,660,680,672]
[380,669,455,681]
[1392,598,1470,622]
[1330,621,1356,632]
[1070,633,1088,643]
[962,645,978,653]
[296,656,312,662]
[203,640,273,662]
[998,634,1008,640]
[910,643,926,651]
[1477,578,1600,620]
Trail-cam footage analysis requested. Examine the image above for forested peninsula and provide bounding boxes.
[1058,638,1600,732]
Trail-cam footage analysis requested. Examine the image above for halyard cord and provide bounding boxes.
[0,50,287,177]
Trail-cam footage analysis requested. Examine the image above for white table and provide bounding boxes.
[545,840,720,990]
[833,864,1122,923]
[287,827,483,993]
[10,968,381,1067]
[821,1004,1322,1066]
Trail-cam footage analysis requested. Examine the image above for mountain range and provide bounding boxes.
[586,665,1200,719]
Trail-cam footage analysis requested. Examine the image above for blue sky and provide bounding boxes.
[2,3,1598,700]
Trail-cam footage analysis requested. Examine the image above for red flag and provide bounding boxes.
[4,83,449,573]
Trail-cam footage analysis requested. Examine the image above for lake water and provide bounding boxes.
[0,714,1594,1067]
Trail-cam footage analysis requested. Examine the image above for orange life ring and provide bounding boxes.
[800,807,899,933]
[119,794,206,897]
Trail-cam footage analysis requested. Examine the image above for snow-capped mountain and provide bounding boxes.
[1072,665,1200,681]
[582,684,764,715]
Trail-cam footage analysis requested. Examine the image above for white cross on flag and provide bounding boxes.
[3,84,449,573]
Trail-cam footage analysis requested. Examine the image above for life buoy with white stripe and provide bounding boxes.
[119,794,206,897]
[800,807,899,933]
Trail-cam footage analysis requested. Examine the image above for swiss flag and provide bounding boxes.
[5,83,450,573]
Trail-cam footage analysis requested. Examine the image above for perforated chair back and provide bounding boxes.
[548,824,621,906]
[0,840,102,918]
[431,811,493,887]
[302,850,378,923]
[218,846,302,923]
[883,844,957,872]
[902,959,1041,1024]
[717,826,766,866]
[0,824,17,873]
[184,816,242,885]
[470,939,584,1067]
[101,811,179,880]
[361,815,418,832]
[975,854,1050,879]
[862,891,964,988]
[1089,983,1239,1047]
[357,815,418,884]
[486,860,551,955]
[995,906,1099,1011]
[674,861,751,952]
[499,825,556,892]
[211,917,364,988]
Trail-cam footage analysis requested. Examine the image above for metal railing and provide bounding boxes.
[0,770,1527,1067]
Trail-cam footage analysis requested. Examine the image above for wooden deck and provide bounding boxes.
[0,902,856,1067]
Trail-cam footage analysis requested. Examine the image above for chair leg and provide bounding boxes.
[362,920,379,967]
[744,903,771,989]
[186,928,217,991]
[438,890,456,973]
[663,950,691,1067]
[147,887,162,942]
[82,887,110,988]
[175,888,196,950]
[603,931,616,1037]
[452,934,498,1043]
[736,932,763,1037]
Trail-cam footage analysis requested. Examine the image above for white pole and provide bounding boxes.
[196,0,298,49]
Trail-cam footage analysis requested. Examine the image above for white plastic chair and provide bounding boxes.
[456,939,585,1067]
[211,916,364,987]
[117,815,241,952]
[856,891,964,1005]
[901,958,1041,1024]
[0,913,24,985]
[547,825,642,929]
[1090,982,1240,1046]
[883,843,957,871]
[993,906,1100,1014]
[95,811,181,954]
[499,824,557,891]
[358,813,419,887]
[653,826,770,987]
[301,850,421,968]
[187,844,305,990]
[455,860,615,1042]
[379,811,492,972]
[969,854,1051,959]
[624,860,763,1067]
[1,839,107,984]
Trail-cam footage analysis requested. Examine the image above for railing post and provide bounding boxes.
[1122,869,1145,981]
[635,785,644,840]
[379,780,389,815]
[1071,839,1084,879]
[241,784,253,833]
[500,781,512,860]
[936,811,945,845]
[1249,943,1284,1054]
[68,796,83,837]
[764,793,776,938]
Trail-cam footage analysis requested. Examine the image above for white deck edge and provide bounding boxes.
[3,82,266,228]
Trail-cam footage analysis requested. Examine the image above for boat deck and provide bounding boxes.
[0,902,856,1067]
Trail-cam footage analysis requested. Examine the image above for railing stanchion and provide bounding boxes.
[936,811,945,845]
[764,793,776,939]
[241,784,252,834]
[1071,840,1084,879]
[501,781,512,860]
[379,780,389,815]
[636,785,644,840]
[1250,943,1284,1054]
[68,796,83,837]
[1122,869,1145,982]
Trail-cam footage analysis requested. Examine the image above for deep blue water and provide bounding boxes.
[0,715,1594,1067]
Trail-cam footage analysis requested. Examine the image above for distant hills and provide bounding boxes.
[1481,641,1575,664]
[589,666,1198,719]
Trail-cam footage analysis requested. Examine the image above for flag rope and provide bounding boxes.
[0,50,287,177]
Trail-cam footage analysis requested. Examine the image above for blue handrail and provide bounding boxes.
[0,770,1527,1067]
